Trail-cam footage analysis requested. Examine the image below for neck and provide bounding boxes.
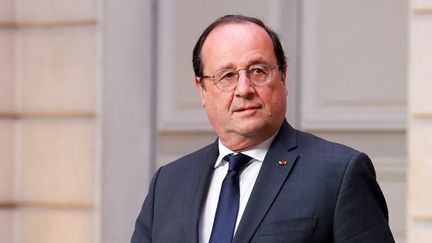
[219,129,278,152]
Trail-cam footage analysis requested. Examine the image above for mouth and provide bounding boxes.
[233,105,261,115]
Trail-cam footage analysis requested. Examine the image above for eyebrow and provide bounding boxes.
[214,63,235,72]
[247,57,270,66]
[213,58,272,72]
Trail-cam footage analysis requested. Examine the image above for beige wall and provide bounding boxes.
[2,0,429,242]
[0,0,98,242]
[407,1,432,242]
[0,0,155,243]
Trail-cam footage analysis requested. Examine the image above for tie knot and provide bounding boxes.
[224,153,251,173]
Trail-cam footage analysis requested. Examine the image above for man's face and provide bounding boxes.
[196,22,288,151]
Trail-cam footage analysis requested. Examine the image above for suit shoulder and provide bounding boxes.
[294,129,361,160]
[292,129,376,185]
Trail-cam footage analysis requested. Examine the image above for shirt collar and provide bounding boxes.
[215,130,279,168]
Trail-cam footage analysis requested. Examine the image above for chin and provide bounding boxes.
[238,122,271,137]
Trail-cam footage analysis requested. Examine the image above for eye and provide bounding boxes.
[220,71,237,80]
[250,66,267,75]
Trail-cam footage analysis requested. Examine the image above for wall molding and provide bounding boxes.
[156,0,210,132]
[0,112,96,119]
[0,200,93,209]
[412,215,432,221]
[413,7,432,14]
[413,113,432,119]
[0,19,97,30]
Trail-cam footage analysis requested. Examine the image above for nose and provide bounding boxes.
[234,70,255,97]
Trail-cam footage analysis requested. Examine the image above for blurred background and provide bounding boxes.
[0,0,431,242]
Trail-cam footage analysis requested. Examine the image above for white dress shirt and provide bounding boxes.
[199,133,277,243]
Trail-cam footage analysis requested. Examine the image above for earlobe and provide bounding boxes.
[200,90,206,107]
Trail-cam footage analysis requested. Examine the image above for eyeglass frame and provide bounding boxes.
[198,63,281,91]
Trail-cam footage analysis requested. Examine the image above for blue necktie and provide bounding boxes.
[209,153,252,243]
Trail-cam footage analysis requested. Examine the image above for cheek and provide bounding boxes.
[262,86,287,111]
[205,91,232,115]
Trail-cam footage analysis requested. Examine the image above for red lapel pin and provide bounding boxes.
[278,160,287,166]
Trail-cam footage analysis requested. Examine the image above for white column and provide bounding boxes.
[407,2,432,242]
[101,0,156,242]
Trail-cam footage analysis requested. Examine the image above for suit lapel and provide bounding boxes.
[233,121,299,243]
[187,140,219,243]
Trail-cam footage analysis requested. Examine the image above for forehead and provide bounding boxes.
[201,22,275,69]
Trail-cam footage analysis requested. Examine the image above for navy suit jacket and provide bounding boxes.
[131,121,395,242]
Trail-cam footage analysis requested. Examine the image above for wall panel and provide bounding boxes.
[17,208,93,243]
[0,121,14,201]
[299,0,408,241]
[17,28,96,113]
[0,209,14,243]
[15,0,96,22]
[0,31,15,111]
[300,0,407,130]
[17,119,93,204]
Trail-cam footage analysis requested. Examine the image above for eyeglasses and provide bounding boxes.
[200,64,279,91]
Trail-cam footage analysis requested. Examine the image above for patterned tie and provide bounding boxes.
[209,153,252,243]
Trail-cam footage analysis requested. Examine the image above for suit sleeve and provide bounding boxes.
[131,168,162,243]
[333,152,395,243]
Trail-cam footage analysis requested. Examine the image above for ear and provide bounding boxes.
[195,77,206,107]
[280,65,287,83]
[280,66,288,96]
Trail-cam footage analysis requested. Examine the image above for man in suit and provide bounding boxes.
[131,15,395,243]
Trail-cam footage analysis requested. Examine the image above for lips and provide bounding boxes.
[233,104,261,113]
